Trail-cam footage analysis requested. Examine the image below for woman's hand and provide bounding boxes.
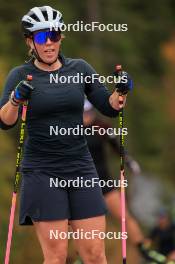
[109,92,127,110]
[109,71,133,110]
[10,80,34,105]
[0,79,34,126]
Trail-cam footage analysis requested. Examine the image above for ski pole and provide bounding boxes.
[4,75,33,264]
[115,65,127,264]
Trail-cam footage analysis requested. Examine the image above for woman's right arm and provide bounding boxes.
[0,67,23,130]
[0,67,34,129]
[0,101,19,126]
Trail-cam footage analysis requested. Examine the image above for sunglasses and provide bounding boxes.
[33,31,61,45]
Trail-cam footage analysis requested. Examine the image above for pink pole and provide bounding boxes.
[5,193,17,264]
[120,170,127,261]
[4,75,32,263]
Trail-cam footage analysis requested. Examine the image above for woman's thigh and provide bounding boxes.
[33,219,69,258]
[69,215,106,256]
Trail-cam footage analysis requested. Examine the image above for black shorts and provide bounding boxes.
[102,185,116,195]
[96,168,117,195]
[19,168,107,225]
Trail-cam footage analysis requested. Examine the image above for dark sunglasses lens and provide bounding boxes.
[33,32,47,44]
[48,31,61,42]
[34,31,61,44]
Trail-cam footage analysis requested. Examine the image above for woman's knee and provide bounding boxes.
[89,246,105,262]
[34,220,68,263]
[44,249,67,264]
[83,243,106,263]
[43,242,67,264]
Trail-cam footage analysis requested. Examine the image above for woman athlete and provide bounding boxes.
[0,6,132,264]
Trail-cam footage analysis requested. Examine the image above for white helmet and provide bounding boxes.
[21,6,64,37]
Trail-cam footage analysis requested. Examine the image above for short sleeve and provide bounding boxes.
[0,67,23,129]
[82,60,119,117]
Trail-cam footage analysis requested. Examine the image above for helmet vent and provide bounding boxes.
[30,13,40,22]
[53,10,57,20]
[42,10,49,21]
[60,17,64,23]
[22,21,33,29]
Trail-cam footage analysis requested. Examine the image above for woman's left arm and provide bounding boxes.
[83,60,132,117]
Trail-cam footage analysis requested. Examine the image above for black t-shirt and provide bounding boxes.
[0,54,118,170]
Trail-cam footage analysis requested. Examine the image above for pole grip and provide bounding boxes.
[27,75,33,81]
[115,64,122,72]
[22,75,33,120]
[115,65,124,105]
